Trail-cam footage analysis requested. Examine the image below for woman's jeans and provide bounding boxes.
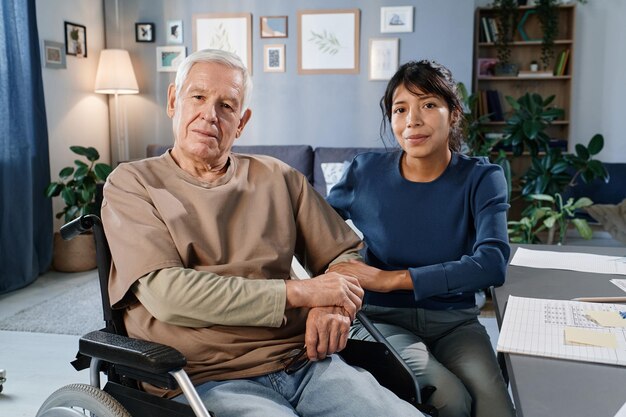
[350,304,515,417]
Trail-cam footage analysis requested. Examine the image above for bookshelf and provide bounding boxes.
[472,4,576,144]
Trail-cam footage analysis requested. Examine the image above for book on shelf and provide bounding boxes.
[554,49,570,76]
[480,17,492,43]
[518,70,554,78]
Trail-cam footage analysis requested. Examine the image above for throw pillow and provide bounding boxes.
[321,161,351,195]
[585,199,626,244]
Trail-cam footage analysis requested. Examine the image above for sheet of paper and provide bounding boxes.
[497,296,626,366]
[611,279,626,293]
[585,311,626,327]
[615,400,626,417]
[564,326,618,348]
[510,247,626,275]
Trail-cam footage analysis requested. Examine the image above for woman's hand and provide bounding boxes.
[327,260,412,292]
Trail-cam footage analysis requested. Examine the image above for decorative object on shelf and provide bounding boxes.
[477,57,498,76]
[167,20,183,44]
[516,9,540,42]
[379,6,414,33]
[64,21,86,57]
[43,40,66,69]
[263,44,285,73]
[368,38,399,81]
[135,22,155,43]
[260,16,288,38]
[94,49,139,163]
[530,60,539,71]
[193,13,252,73]
[156,45,186,72]
[297,9,360,75]
[492,0,519,75]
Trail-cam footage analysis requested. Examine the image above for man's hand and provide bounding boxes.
[305,306,351,361]
[327,260,412,293]
[285,272,364,320]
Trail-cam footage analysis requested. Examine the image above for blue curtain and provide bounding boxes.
[0,0,53,294]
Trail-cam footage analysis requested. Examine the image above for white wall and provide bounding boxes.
[36,0,110,230]
[570,0,626,162]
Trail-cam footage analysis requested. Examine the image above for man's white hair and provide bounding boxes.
[174,49,253,112]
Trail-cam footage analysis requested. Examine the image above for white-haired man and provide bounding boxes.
[102,49,424,417]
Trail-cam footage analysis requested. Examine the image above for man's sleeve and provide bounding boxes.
[133,267,286,328]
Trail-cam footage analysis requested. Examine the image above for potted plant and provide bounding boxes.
[45,146,112,271]
[508,193,594,244]
[492,0,519,75]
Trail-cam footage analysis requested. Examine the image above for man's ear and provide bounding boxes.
[166,84,176,118]
[235,108,252,138]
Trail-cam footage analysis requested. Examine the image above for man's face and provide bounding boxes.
[167,62,251,167]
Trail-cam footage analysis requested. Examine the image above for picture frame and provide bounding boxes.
[156,46,186,72]
[380,6,414,33]
[167,20,183,44]
[263,44,285,73]
[135,22,155,42]
[477,58,499,76]
[64,21,87,57]
[193,13,252,73]
[260,16,288,38]
[297,9,360,75]
[369,38,399,81]
[43,40,66,69]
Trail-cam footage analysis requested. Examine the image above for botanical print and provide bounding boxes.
[309,30,341,56]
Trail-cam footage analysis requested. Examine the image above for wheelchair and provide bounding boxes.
[37,214,437,417]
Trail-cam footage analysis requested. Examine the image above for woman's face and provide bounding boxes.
[390,83,452,162]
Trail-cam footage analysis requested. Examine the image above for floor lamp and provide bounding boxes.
[94,49,139,163]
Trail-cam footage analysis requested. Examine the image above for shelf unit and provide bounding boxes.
[472,4,576,143]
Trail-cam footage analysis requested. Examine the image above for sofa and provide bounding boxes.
[146,144,389,196]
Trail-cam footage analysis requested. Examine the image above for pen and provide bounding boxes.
[571,296,626,303]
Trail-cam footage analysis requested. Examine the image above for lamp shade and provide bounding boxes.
[94,49,139,94]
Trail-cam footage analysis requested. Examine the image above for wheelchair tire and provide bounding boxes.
[36,383,131,417]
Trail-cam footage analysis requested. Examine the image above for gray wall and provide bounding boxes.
[103,0,475,161]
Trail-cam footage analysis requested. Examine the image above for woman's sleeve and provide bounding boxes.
[325,160,357,220]
[409,165,511,300]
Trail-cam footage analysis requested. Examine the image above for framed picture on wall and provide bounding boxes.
[64,21,87,57]
[263,44,285,72]
[167,20,183,44]
[156,46,186,72]
[260,16,288,38]
[297,9,360,75]
[192,13,252,73]
[135,22,155,42]
[369,38,399,80]
[380,6,414,33]
[43,40,66,69]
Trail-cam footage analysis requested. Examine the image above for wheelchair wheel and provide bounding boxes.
[36,383,131,417]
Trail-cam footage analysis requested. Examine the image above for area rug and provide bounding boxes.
[0,278,103,335]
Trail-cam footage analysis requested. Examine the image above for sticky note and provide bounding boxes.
[585,311,626,327]
[564,327,617,349]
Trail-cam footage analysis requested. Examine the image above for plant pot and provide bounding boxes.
[52,231,97,272]
[494,63,519,76]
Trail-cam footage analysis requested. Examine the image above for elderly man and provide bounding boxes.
[101,49,424,417]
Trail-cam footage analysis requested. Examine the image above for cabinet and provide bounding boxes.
[472,4,576,144]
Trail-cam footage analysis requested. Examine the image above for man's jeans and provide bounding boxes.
[175,354,424,417]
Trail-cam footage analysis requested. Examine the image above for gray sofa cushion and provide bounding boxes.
[313,147,388,196]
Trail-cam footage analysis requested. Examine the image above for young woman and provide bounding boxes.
[326,60,515,417]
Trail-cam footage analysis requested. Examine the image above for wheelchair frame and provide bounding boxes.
[36,214,437,417]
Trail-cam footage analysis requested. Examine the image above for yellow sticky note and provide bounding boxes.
[585,311,626,328]
[564,327,617,349]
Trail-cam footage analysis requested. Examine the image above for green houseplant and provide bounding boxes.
[508,193,594,244]
[492,0,519,75]
[45,146,112,272]
[46,146,112,222]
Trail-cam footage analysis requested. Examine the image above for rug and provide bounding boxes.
[0,278,103,335]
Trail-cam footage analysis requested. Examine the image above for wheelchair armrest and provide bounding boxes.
[79,330,187,374]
